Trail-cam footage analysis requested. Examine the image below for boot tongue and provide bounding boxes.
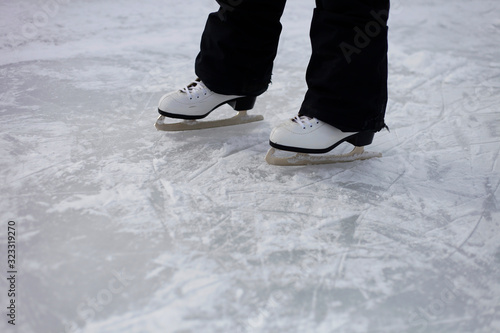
[293,115,313,123]
[181,79,202,93]
[189,78,203,89]
[186,82,198,89]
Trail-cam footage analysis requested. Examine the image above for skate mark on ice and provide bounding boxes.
[288,169,351,192]
[219,141,264,159]
[6,159,72,185]
[444,180,499,259]
[187,161,220,183]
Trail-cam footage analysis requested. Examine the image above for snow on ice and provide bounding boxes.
[0,0,499,332]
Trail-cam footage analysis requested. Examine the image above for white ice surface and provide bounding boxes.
[0,0,499,332]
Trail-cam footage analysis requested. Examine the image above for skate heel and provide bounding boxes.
[346,131,375,146]
[227,96,257,111]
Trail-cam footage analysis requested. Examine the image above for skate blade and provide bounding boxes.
[155,111,263,131]
[265,146,382,166]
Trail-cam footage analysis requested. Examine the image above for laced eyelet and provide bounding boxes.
[181,80,209,102]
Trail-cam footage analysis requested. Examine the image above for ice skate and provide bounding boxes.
[266,116,382,166]
[155,79,263,131]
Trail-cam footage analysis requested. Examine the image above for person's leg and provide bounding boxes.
[195,0,287,97]
[157,0,286,124]
[299,0,390,132]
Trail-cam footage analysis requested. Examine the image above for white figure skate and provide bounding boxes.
[155,79,263,131]
[266,116,382,166]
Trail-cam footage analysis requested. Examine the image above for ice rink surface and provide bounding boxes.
[0,0,499,332]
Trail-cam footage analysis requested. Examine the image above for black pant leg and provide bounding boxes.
[299,0,390,132]
[195,0,287,96]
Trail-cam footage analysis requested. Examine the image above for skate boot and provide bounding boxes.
[155,79,263,131]
[266,115,382,166]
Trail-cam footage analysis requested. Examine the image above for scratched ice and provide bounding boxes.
[0,0,499,332]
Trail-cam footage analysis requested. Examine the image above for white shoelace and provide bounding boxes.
[180,80,209,100]
[293,115,319,129]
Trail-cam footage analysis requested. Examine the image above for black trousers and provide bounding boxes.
[195,0,390,132]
